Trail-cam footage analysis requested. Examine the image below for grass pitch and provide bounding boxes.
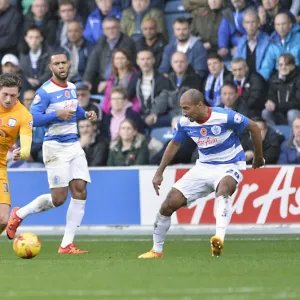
[0,235,299,300]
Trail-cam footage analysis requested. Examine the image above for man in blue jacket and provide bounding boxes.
[158,17,207,78]
[83,0,121,45]
[259,13,300,80]
[234,8,269,74]
[218,0,248,59]
[278,117,300,164]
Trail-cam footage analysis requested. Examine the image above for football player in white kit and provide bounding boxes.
[7,51,97,254]
[139,89,264,258]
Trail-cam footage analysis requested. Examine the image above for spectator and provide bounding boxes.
[0,0,22,59]
[240,116,284,164]
[135,19,167,69]
[83,17,136,93]
[259,13,300,80]
[107,118,149,166]
[21,89,45,163]
[83,0,121,45]
[234,8,270,74]
[226,58,266,117]
[278,116,300,164]
[150,116,196,165]
[220,82,249,115]
[102,48,139,114]
[204,53,230,107]
[148,52,202,127]
[78,119,109,166]
[190,0,224,53]
[121,0,166,41]
[258,0,295,35]
[218,0,248,59]
[159,17,207,78]
[75,81,100,119]
[56,0,83,47]
[19,26,52,90]
[135,49,170,120]
[103,86,144,141]
[62,20,93,83]
[1,54,20,74]
[20,0,58,52]
[22,89,36,110]
[262,53,300,126]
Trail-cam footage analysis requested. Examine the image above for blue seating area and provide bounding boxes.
[150,126,173,144]
[272,125,292,140]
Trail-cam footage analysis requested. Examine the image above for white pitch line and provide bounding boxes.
[1,287,292,297]
[0,236,299,243]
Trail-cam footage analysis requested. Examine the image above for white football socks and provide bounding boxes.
[215,195,233,241]
[153,212,171,253]
[16,194,55,219]
[60,198,86,248]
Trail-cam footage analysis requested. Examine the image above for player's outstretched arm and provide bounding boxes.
[153,140,181,195]
[246,120,265,169]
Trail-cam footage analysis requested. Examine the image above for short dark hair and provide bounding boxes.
[25,25,43,37]
[49,49,69,63]
[173,17,191,26]
[221,82,238,93]
[251,116,267,128]
[278,53,296,66]
[137,48,154,57]
[58,0,76,8]
[0,73,22,92]
[207,53,223,62]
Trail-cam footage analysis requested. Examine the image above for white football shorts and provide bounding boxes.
[43,140,91,188]
[173,163,243,206]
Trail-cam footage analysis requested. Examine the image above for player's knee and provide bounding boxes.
[52,193,68,207]
[0,215,8,229]
[216,184,233,197]
[72,188,86,200]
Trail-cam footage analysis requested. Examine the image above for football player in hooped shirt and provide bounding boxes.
[7,51,97,254]
[139,89,264,258]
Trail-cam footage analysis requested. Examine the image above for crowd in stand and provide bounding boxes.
[1,0,300,167]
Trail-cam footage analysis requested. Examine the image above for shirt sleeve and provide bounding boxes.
[172,119,188,143]
[19,111,33,159]
[226,109,250,133]
[30,89,58,127]
[76,105,87,120]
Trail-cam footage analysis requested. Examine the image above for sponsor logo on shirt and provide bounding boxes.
[7,118,17,128]
[33,94,41,104]
[197,136,218,147]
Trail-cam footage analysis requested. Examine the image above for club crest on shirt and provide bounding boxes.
[65,90,70,98]
[29,121,33,128]
[211,125,221,135]
[7,118,17,128]
[234,113,242,124]
[33,94,41,104]
[71,90,77,98]
[200,128,207,136]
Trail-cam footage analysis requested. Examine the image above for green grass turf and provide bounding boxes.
[0,235,299,300]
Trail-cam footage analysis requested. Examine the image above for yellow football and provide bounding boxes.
[13,232,41,259]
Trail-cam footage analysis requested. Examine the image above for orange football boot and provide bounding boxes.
[6,207,22,240]
[138,249,163,258]
[58,243,89,254]
[210,235,224,257]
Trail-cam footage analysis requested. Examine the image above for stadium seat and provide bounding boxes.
[272,125,292,140]
[150,127,173,144]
